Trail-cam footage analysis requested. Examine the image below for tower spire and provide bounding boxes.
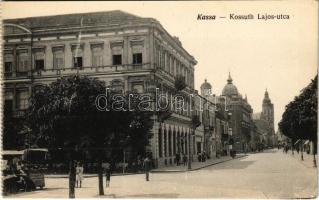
[227,72,233,84]
[265,88,269,98]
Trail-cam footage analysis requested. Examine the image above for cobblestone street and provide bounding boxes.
[8,149,317,198]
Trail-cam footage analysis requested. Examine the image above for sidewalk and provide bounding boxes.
[151,154,247,173]
[284,149,317,168]
[45,154,247,178]
[45,172,145,179]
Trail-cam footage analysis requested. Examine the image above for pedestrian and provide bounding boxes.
[202,151,206,162]
[76,162,84,188]
[105,164,111,187]
[16,161,25,175]
[143,156,151,181]
[176,153,180,166]
[138,158,143,171]
[183,154,187,166]
[102,161,111,188]
[198,152,202,162]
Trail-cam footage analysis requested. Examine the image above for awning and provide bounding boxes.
[2,150,24,155]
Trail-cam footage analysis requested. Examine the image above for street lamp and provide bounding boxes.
[188,133,192,170]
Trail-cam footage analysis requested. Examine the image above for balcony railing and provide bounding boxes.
[4,72,12,78]
[4,63,152,79]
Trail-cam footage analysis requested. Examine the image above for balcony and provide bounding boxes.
[16,71,29,77]
[3,63,152,80]
[31,63,152,78]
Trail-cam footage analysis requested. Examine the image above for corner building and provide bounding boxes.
[221,74,254,152]
[3,10,197,168]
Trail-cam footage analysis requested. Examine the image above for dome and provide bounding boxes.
[222,73,239,97]
[200,79,212,96]
[200,79,212,89]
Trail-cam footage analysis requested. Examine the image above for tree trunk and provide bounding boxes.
[69,160,76,198]
[301,144,304,161]
[313,141,317,167]
[292,145,294,155]
[98,160,104,195]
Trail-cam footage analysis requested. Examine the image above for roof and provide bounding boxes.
[200,79,212,89]
[3,10,149,30]
[4,10,197,64]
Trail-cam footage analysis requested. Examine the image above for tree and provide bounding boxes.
[279,75,317,142]
[3,103,25,150]
[26,75,153,197]
[279,75,317,163]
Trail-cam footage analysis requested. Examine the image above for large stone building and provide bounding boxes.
[2,10,198,167]
[221,73,254,152]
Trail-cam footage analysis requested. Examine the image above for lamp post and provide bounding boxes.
[188,132,192,170]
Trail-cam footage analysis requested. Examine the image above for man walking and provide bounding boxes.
[176,153,180,166]
[183,154,187,166]
[143,156,151,181]
[102,161,111,188]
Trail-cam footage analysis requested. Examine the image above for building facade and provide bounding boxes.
[199,79,230,158]
[221,73,254,152]
[3,10,198,167]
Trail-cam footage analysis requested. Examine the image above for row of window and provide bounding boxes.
[155,44,194,87]
[4,48,143,73]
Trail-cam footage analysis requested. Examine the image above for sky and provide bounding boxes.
[2,1,318,131]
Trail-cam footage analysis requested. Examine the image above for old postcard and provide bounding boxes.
[1,1,318,199]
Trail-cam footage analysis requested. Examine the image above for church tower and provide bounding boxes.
[261,89,274,131]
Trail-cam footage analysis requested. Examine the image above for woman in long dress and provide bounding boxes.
[76,163,84,188]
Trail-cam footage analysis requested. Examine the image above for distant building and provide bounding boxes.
[253,89,275,147]
[261,89,274,131]
[221,73,254,152]
[252,113,261,120]
[200,79,230,157]
[193,91,205,156]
